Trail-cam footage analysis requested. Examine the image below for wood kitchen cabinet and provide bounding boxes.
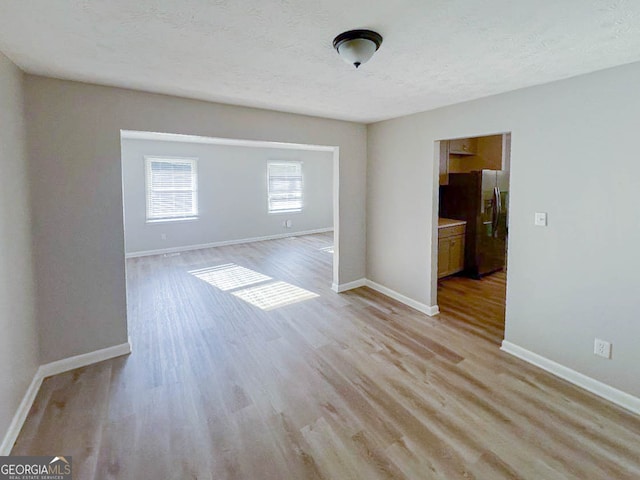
[441,137,478,185]
[438,221,466,278]
[440,134,510,185]
[449,137,477,155]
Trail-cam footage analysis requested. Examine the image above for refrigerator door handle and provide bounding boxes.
[492,187,500,237]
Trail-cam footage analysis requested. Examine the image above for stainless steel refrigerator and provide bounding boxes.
[439,170,509,278]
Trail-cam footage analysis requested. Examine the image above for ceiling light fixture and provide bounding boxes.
[333,29,383,69]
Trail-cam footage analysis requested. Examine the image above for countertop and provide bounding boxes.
[438,217,467,229]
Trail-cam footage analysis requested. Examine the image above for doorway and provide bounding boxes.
[434,133,511,344]
[119,130,340,342]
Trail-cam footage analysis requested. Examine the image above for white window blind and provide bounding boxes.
[145,157,198,221]
[267,161,303,213]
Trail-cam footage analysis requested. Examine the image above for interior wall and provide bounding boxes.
[367,61,640,398]
[0,53,38,443]
[121,138,334,255]
[25,75,367,364]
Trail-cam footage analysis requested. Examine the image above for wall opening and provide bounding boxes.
[432,132,511,344]
[120,130,340,337]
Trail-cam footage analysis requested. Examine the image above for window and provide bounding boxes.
[267,161,303,213]
[145,157,198,221]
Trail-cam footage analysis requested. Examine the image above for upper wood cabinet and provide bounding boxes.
[449,137,477,155]
[439,133,511,185]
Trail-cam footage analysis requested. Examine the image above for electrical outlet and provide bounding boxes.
[594,338,611,359]
[160,233,167,240]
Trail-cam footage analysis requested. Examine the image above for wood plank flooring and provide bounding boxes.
[437,271,507,346]
[12,233,640,479]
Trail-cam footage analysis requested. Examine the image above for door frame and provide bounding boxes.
[431,132,512,319]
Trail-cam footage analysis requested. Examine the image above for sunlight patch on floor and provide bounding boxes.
[319,246,334,254]
[231,281,319,311]
[189,263,271,291]
[189,263,318,310]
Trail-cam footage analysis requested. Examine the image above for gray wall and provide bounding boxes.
[367,61,640,397]
[0,54,38,442]
[25,75,367,364]
[122,138,333,255]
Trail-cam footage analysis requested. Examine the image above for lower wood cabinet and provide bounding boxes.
[438,224,466,278]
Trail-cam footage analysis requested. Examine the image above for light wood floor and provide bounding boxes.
[13,233,640,479]
[437,271,507,347]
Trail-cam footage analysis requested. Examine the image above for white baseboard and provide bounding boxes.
[126,228,334,258]
[331,277,440,316]
[331,278,366,293]
[0,339,132,455]
[364,279,440,316]
[0,370,44,455]
[501,340,640,416]
[39,339,132,379]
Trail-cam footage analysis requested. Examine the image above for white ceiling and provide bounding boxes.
[1,1,640,123]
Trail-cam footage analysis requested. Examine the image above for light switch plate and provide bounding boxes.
[534,212,547,226]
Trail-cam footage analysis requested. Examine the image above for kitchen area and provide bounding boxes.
[437,133,511,280]
[437,133,511,341]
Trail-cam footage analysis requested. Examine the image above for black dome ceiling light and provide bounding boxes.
[333,29,383,69]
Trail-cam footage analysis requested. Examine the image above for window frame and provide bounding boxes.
[144,156,199,223]
[266,160,304,214]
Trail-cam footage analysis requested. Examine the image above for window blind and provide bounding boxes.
[145,157,198,221]
[267,161,303,213]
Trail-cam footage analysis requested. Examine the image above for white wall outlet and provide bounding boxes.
[594,338,611,359]
[534,212,547,226]
[283,220,292,228]
[160,233,167,240]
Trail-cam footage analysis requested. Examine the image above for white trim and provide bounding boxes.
[501,340,640,416]
[0,371,44,455]
[125,228,334,258]
[330,277,441,316]
[364,279,440,316]
[0,339,132,455]
[331,147,340,289]
[121,130,336,152]
[331,278,366,293]
[39,339,132,379]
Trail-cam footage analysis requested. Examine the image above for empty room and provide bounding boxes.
[1,1,639,479]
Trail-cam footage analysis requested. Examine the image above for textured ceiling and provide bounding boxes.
[1,1,640,123]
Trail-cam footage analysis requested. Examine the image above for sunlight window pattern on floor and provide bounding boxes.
[231,281,319,311]
[189,263,271,291]
[189,263,318,310]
